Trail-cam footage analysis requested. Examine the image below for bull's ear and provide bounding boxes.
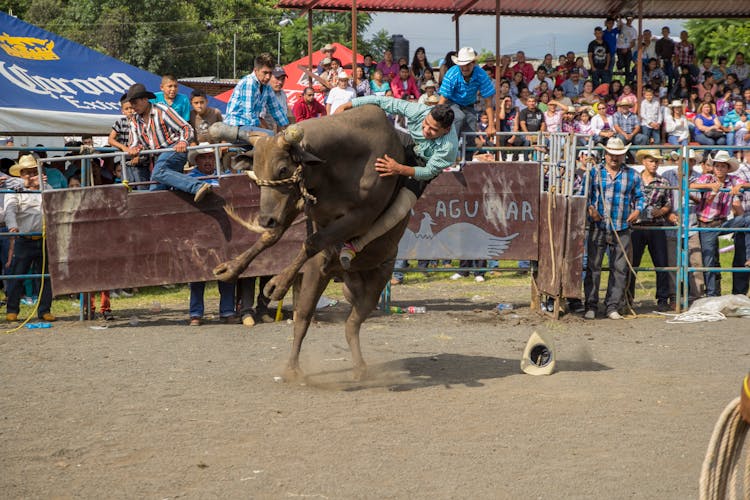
[295,147,325,167]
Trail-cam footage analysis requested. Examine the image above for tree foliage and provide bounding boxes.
[684,19,750,62]
[1,0,390,79]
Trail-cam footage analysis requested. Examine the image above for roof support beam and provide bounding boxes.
[452,0,482,21]
[299,0,323,18]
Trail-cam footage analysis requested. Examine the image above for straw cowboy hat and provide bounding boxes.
[603,137,631,155]
[321,43,336,53]
[616,98,633,107]
[123,83,156,102]
[451,47,478,66]
[635,149,663,163]
[9,154,39,177]
[188,143,216,165]
[420,79,437,90]
[709,150,740,172]
[426,94,440,105]
[668,99,684,108]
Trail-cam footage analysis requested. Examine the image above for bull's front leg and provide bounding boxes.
[264,209,374,301]
[214,229,284,282]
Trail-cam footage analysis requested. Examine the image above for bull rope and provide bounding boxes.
[248,165,317,204]
[699,396,749,500]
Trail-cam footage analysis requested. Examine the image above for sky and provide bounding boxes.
[367,13,687,64]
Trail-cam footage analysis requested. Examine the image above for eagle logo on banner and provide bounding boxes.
[0,33,59,60]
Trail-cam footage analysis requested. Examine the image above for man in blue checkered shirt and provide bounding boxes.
[583,137,645,320]
[438,47,495,160]
[224,52,289,137]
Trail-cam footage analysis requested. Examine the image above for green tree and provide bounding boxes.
[684,19,750,62]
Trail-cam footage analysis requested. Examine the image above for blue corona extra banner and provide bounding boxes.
[0,11,223,134]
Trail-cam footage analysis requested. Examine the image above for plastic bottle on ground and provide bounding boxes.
[496,303,514,311]
[407,306,426,314]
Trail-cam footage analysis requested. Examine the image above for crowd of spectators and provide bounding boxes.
[3,25,749,323]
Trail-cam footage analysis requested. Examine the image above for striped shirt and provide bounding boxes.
[694,173,741,222]
[439,64,496,108]
[112,116,130,146]
[224,72,289,128]
[128,103,193,150]
[587,163,645,231]
[352,96,458,181]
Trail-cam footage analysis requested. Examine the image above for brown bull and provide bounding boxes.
[210,105,408,381]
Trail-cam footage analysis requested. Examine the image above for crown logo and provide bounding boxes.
[0,33,59,60]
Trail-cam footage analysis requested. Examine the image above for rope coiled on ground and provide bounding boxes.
[699,397,749,500]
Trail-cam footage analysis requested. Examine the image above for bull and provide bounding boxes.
[210,105,408,381]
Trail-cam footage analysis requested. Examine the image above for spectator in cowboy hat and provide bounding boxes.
[417,79,438,105]
[690,150,749,296]
[4,155,55,323]
[316,43,337,74]
[439,46,496,160]
[613,98,648,147]
[125,82,213,203]
[582,137,645,320]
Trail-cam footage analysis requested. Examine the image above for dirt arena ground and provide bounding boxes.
[1,278,748,499]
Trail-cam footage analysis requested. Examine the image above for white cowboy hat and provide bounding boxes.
[188,143,216,164]
[321,43,336,52]
[603,137,631,155]
[9,154,39,177]
[451,47,478,66]
[668,99,684,108]
[709,150,740,172]
[420,79,437,90]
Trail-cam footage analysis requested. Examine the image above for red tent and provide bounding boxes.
[215,42,364,109]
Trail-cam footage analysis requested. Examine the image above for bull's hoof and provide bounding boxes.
[213,262,238,282]
[283,365,305,382]
[352,364,368,382]
[264,276,291,301]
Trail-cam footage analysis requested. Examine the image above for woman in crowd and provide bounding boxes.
[510,71,526,99]
[579,80,599,106]
[664,100,690,145]
[591,102,615,145]
[693,101,727,146]
[537,91,551,112]
[369,69,390,96]
[608,80,623,101]
[670,75,693,101]
[618,83,638,112]
[422,67,437,86]
[410,47,432,85]
[353,66,372,97]
[543,99,563,132]
[439,50,456,82]
[575,57,589,80]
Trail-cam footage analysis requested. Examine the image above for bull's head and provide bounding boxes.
[250,125,323,229]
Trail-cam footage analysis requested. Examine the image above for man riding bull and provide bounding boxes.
[334,95,458,268]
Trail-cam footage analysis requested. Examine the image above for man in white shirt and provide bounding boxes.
[325,72,356,114]
[528,67,553,95]
[639,87,662,144]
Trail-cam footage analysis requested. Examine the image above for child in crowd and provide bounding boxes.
[151,74,191,121]
[108,93,150,189]
[189,90,223,144]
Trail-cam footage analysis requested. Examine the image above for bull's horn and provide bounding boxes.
[246,170,259,182]
[284,125,304,145]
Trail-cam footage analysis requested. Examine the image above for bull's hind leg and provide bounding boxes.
[283,255,330,382]
[342,262,393,381]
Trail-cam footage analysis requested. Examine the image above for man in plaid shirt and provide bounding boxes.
[583,137,645,320]
[613,99,647,146]
[730,158,750,294]
[224,52,289,135]
[108,93,150,189]
[125,83,212,203]
[628,150,674,311]
[689,150,749,296]
[674,30,697,78]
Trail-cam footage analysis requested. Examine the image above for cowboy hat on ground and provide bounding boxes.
[635,149,663,163]
[9,154,39,177]
[451,47,478,66]
[603,137,631,155]
[709,150,740,172]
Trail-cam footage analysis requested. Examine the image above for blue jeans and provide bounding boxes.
[694,134,727,147]
[189,280,236,318]
[150,151,203,194]
[616,133,648,146]
[642,126,661,144]
[699,215,750,296]
[667,135,688,146]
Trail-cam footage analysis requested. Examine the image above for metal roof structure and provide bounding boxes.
[276,0,750,18]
